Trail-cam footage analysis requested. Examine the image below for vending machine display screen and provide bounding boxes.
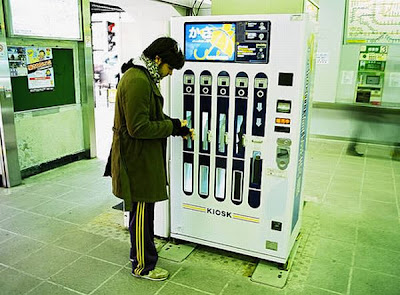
[185,23,236,62]
[184,21,271,64]
[366,75,380,85]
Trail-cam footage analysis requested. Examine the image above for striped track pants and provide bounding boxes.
[129,202,158,276]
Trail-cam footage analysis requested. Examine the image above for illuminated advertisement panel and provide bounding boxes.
[185,23,236,62]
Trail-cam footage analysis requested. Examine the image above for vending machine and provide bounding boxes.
[170,14,315,264]
[355,45,388,105]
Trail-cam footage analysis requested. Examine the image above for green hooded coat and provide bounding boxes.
[111,66,174,210]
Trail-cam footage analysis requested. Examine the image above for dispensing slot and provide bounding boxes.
[232,170,243,203]
[250,151,262,186]
[202,112,209,151]
[183,162,193,193]
[236,115,244,154]
[218,113,226,153]
[199,165,209,196]
[215,167,226,200]
[186,110,192,149]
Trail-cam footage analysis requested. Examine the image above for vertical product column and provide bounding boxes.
[231,72,249,205]
[248,73,268,209]
[214,71,230,202]
[182,70,195,195]
[198,71,212,199]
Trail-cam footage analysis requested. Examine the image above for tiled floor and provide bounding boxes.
[0,138,399,295]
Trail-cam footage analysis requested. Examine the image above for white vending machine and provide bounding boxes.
[170,14,315,264]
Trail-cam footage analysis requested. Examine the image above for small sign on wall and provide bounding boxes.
[389,72,400,88]
[341,70,355,85]
[316,52,329,64]
[8,46,27,77]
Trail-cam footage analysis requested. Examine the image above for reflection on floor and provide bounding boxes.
[0,138,399,295]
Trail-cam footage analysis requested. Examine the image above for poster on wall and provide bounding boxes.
[8,46,27,77]
[26,47,55,92]
[25,47,53,64]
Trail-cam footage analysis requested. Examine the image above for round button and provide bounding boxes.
[202,87,209,94]
[238,89,245,96]
[186,86,192,93]
[257,90,264,98]
[220,88,227,95]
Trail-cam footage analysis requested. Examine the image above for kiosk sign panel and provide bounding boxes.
[185,21,271,64]
[185,23,236,61]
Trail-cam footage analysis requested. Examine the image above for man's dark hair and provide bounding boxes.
[143,37,185,70]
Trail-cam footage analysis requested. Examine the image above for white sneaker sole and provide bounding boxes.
[131,272,168,281]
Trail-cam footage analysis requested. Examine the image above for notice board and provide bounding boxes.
[11,48,76,112]
[7,0,81,40]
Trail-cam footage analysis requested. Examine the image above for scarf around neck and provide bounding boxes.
[139,54,161,87]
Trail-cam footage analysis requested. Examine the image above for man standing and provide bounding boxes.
[111,37,192,281]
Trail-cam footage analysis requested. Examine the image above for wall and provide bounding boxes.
[15,106,85,170]
[309,0,400,145]
[312,0,343,103]
[211,0,305,15]
[4,0,95,176]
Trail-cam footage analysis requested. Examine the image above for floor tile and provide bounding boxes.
[0,211,50,238]
[317,218,357,244]
[354,244,400,277]
[0,268,42,295]
[88,238,130,266]
[52,230,107,253]
[91,267,163,295]
[28,282,81,295]
[13,244,81,279]
[55,188,104,205]
[327,181,361,196]
[0,193,51,210]
[159,282,214,295]
[360,200,398,219]
[361,188,396,203]
[221,276,284,295]
[28,199,80,218]
[184,245,257,276]
[56,203,107,224]
[24,182,75,198]
[357,213,400,234]
[0,235,45,265]
[50,256,121,294]
[38,220,81,243]
[286,284,339,295]
[0,204,23,222]
[357,227,400,252]
[304,258,350,294]
[350,268,400,295]
[171,263,232,294]
[323,193,360,212]
[0,228,16,244]
[303,236,354,266]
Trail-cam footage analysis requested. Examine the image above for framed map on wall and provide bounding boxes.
[344,0,400,44]
[6,0,82,40]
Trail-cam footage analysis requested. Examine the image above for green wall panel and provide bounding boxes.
[11,48,76,112]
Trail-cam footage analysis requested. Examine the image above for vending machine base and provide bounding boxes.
[251,232,302,288]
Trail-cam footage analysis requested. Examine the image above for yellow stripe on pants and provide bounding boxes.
[134,202,145,275]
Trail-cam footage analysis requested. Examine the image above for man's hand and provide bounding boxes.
[183,128,195,140]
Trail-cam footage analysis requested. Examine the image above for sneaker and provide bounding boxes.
[132,267,169,281]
